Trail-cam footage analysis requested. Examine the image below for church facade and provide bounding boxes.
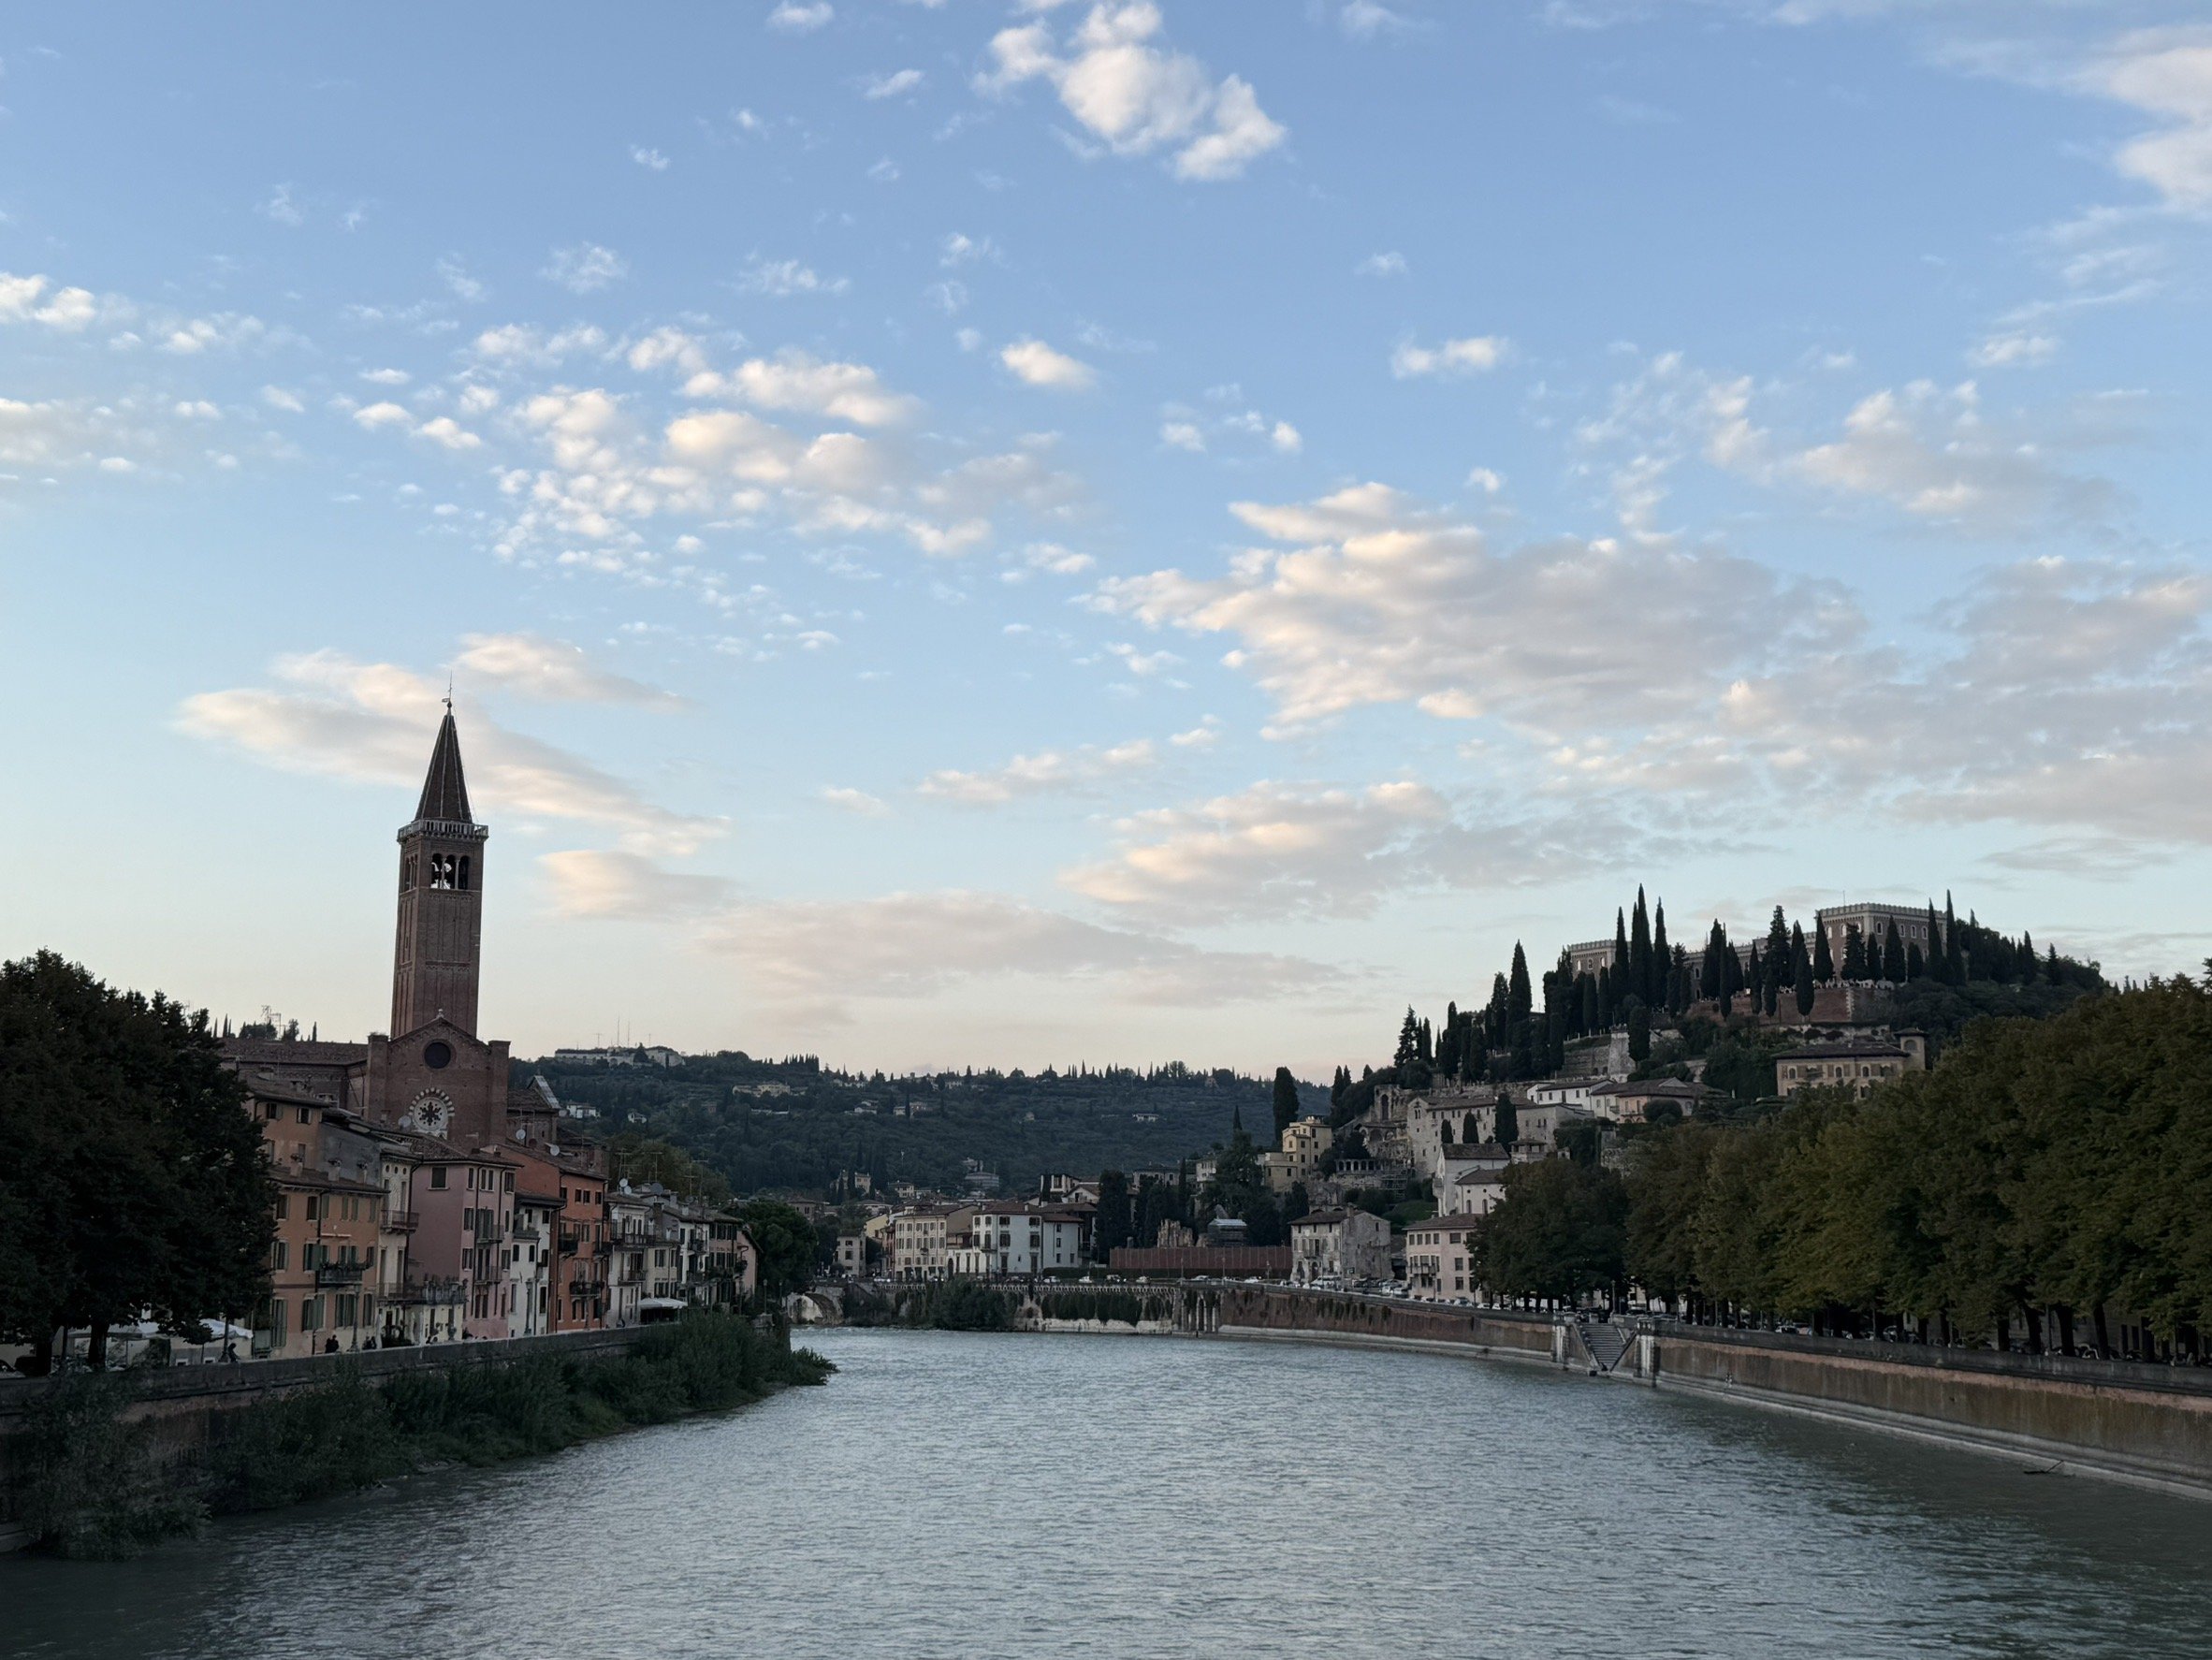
[226,709,613,1356]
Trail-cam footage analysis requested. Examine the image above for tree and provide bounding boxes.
[1841,925,1868,981]
[1652,900,1671,1010]
[1493,1096,1519,1149]
[1610,908,1631,1007]
[0,953,274,1372]
[1626,998,1651,1063]
[1630,887,1654,1010]
[1882,920,1907,984]
[1393,1008,1421,1070]
[1095,1170,1132,1258]
[1792,925,1815,1017]
[1813,924,1836,985]
[736,1200,822,1300]
[1506,943,1534,1079]
[1943,891,1965,983]
[1271,1067,1301,1146]
[1475,1158,1629,1307]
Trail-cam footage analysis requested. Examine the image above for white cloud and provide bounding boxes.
[259,184,305,227]
[1002,337,1097,389]
[1356,251,1408,277]
[437,256,487,302]
[455,632,684,706]
[631,145,672,170]
[1972,331,2059,368]
[919,738,1157,804]
[1161,420,1205,451]
[2092,28,2212,211]
[737,255,851,297]
[982,2,1288,182]
[0,273,100,331]
[173,400,221,421]
[1390,335,1506,378]
[361,367,411,386]
[767,0,833,32]
[1022,541,1096,575]
[1094,482,1830,733]
[689,350,921,426]
[1271,420,1302,453]
[262,386,306,414]
[540,850,735,922]
[1793,381,2113,531]
[1340,1,1410,38]
[353,401,413,430]
[707,889,1339,1020]
[865,68,925,99]
[544,243,629,294]
[820,785,892,816]
[177,649,722,855]
[1062,779,1452,920]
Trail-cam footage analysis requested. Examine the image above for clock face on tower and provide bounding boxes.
[410,1090,454,1137]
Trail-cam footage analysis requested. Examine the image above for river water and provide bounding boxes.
[6,1328,2210,1658]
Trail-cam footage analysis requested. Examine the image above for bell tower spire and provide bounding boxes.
[390,706,488,1038]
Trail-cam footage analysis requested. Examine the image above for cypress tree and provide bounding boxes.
[1841,925,1867,981]
[1944,891,1965,983]
[1924,901,1948,983]
[1882,919,1907,983]
[1652,899,1670,1001]
[1394,1007,1421,1070]
[1271,1067,1300,1146]
[1627,998,1651,1062]
[1506,943,1534,1080]
[1813,924,1835,985]
[1907,941,1925,981]
[1610,909,1630,1000]
[1792,925,1815,1016]
[1630,887,1653,1008]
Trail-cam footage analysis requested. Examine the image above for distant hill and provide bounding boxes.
[530,1052,1325,1198]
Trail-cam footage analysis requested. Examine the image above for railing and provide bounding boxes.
[315,1261,366,1287]
[400,1275,466,1306]
[511,1223,543,1244]
[386,1210,419,1232]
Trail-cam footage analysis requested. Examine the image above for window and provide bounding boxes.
[275,1195,290,1220]
[297,1105,311,1125]
[457,855,471,892]
[301,1296,322,1332]
[272,1240,288,1270]
[305,1194,320,1222]
[430,852,457,891]
[424,1040,452,1070]
[503,1171,515,1192]
[430,1167,448,1189]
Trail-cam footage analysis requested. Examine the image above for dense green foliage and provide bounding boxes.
[17,1316,831,1558]
[738,1199,827,1297]
[1613,979,2212,1347]
[1386,979,2205,1347]
[535,1052,1317,1199]
[0,953,274,1371]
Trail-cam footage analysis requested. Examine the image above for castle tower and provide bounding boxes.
[390,706,488,1038]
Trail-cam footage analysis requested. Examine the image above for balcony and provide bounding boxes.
[387,1210,419,1233]
[315,1261,367,1287]
[511,1223,543,1245]
[400,1274,466,1306]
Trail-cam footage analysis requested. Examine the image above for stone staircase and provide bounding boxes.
[1577,1318,1632,1374]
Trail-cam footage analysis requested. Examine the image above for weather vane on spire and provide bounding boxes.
[444,671,454,714]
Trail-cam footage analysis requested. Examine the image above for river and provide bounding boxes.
[6,1327,2211,1658]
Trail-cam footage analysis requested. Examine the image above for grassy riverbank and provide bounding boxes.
[15,1314,832,1559]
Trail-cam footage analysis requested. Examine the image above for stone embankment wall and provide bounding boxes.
[1189,1287,2212,1497]
[1636,1324,2212,1499]
[1209,1286,1558,1364]
[0,1328,653,1551]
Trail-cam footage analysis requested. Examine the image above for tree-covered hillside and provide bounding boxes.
[533,1053,1324,1198]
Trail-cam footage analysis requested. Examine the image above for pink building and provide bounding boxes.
[407,1146,519,1340]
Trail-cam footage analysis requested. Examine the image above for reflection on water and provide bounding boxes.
[5,1328,2209,1659]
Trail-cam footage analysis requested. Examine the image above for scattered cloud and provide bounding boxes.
[981,1,1288,182]
[1001,337,1096,389]
[767,0,834,33]
[1391,335,1506,378]
[919,738,1157,804]
[865,67,925,99]
[454,632,687,706]
[1356,250,1408,277]
[544,242,629,294]
[738,255,851,297]
[820,785,892,816]
[177,649,721,855]
[540,850,735,921]
[631,145,672,170]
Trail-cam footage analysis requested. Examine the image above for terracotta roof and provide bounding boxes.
[1780,1042,1908,1061]
[412,708,476,826]
[1407,1214,1486,1235]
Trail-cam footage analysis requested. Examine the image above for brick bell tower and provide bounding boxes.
[390,704,488,1038]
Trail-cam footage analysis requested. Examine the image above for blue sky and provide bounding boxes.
[5,1,2210,1074]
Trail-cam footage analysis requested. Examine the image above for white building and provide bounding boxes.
[948,1203,1085,1276]
[1259,1115,1335,1194]
[1433,1143,1511,1216]
[892,1207,954,1280]
[1290,1209,1393,1285]
[507,1192,558,1336]
[1405,1214,1485,1302]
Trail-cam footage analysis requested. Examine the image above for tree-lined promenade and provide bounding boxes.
[1476,974,2212,1361]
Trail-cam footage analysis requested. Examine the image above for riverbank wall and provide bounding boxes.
[0,1318,819,1555]
[1632,1323,2212,1499]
